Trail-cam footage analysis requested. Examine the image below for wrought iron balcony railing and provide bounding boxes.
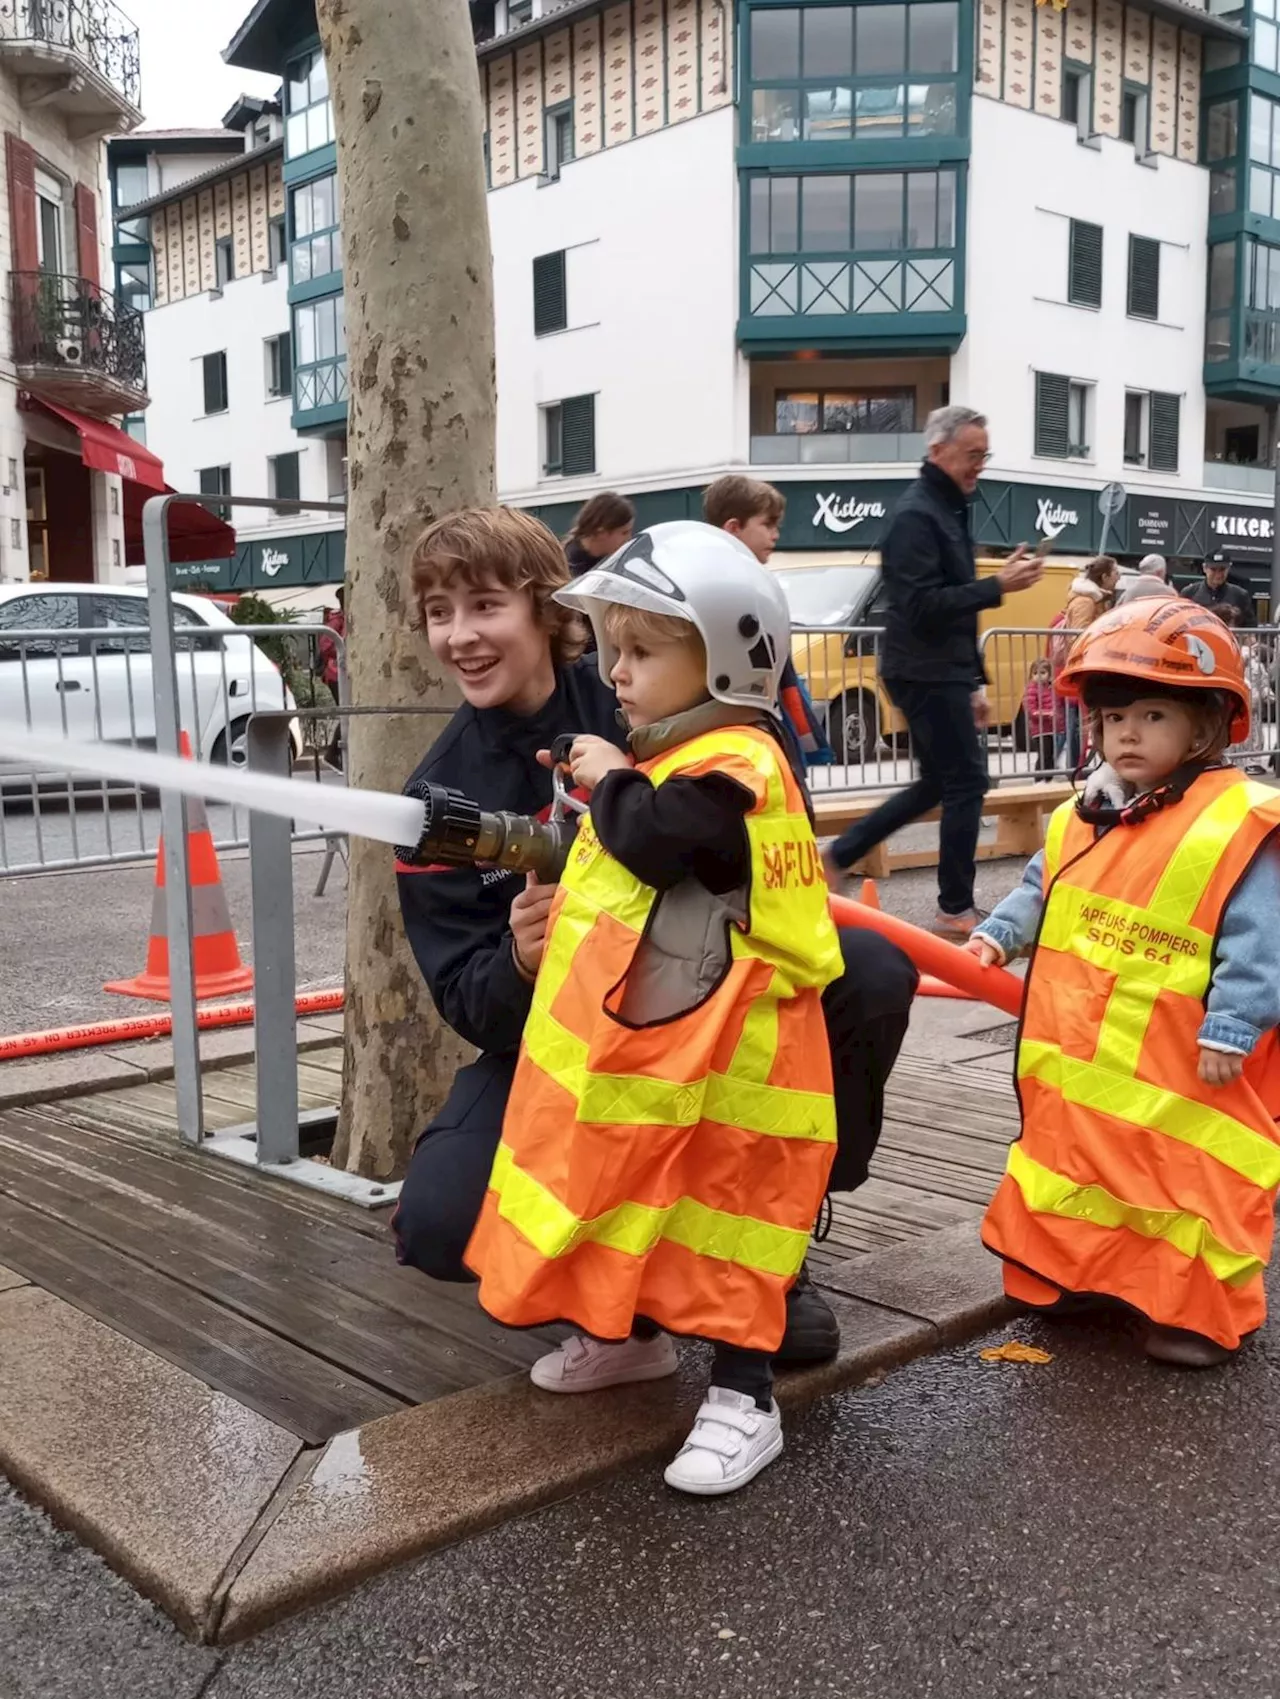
[11,271,146,394]
[0,0,141,107]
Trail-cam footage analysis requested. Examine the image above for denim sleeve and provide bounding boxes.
[973,851,1046,962]
[1201,841,1280,1054]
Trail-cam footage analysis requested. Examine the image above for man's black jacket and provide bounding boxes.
[1182,578,1255,622]
[879,460,1004,688]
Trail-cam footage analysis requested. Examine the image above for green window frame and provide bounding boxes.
[543,101,574,181]
[293,294,348,414]
[1248,92,1280,222]
[1067,219,1102,308]
[1206,97,1239,217]
[748,169,955,257]
[533,250,568,335]
[290,173,342,286]
[286,47,334,160]
[542,395,595,476]
[746,1,961,144]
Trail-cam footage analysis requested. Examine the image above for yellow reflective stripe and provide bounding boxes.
[730,996,778,1084]
[1092,982,1159,1077]
[522,1007,835,1141]
[1017,1039,1280,1189]
[1043,800,1073,884]
[1007,1142,1263,1288]
[647,728,787,813]
[1146,778,1258,923]
[488,1141,811,1278]
[1036,885,1213,999]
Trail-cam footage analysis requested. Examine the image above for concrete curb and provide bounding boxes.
[0,1017,344,1113]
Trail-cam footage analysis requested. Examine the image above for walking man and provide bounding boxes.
[823,405,1043,937]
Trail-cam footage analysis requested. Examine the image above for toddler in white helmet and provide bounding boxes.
[463,521,843,1496]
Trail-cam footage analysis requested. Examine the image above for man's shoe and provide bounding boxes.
[663,1387,783,1496]
[931,907,988,940]
[774,1262,841,1365]
[530,1331,679,1393]
[1144,1324,1232,1369]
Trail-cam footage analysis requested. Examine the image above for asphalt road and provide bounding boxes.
[6,1287,1280,1699]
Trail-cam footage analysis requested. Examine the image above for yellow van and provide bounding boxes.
[774,555,1079,762]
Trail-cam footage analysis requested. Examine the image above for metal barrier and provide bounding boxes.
[0,608,347,877]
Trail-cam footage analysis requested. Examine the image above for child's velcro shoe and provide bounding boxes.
[663,1387,783,1496]
[530,1331,678,1393]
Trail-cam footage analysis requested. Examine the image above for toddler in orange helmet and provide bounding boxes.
[970,600,1280,1368]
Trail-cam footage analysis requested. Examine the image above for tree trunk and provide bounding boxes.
[318,0,495,1177]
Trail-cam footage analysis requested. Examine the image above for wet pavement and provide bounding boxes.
[6,1284,1280,1699]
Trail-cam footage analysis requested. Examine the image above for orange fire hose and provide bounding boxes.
[828,893,1024,1018]
[0,988,345,1062]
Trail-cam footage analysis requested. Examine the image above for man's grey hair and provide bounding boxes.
[924,405,987,449]
[1137,553,1168,579]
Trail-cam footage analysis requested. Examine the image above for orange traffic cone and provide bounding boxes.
[105,734,254,1003]
[859,877,881,909]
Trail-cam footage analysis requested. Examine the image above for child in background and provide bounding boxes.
[1021,656,1062,778]
[969,600,1280,1368]
[465,521,843,1495]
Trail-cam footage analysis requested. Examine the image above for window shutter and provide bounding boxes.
[1148,391,1180,472]
[1127,235,1160,320]
[74,183,99,288]
[561,394,596,476]
[6,135,37,276]
[203,352,227,414]
[1034,372,1070,458]
[532,250,567,336]
[279,332,293,393]
[1068,219,1102,308]
[274,452,301,503]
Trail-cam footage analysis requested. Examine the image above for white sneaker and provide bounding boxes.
[663,1387,783,1496]
[529,1331,679,1394]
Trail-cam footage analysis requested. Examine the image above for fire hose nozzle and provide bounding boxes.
[399,778,576,882]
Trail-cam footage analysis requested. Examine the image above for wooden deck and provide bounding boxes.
[0,1041,1019,1443]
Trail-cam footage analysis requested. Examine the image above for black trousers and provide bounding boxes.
[829,679,990,917]
[392,926,917,1285]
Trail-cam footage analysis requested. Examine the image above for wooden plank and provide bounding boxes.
[0,1126,520,1403]
[0,1192,404,1444]
[4,1107,558,1375]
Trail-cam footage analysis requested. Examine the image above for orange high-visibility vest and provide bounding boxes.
[983,766,1280,1349]
[466,723,843,1352]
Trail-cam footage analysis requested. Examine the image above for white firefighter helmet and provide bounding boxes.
[554,520,790,714]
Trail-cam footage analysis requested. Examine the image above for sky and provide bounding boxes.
[125,0,280,131]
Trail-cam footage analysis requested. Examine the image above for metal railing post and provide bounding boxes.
[246,711,300,1165]
[142,492,203,1144]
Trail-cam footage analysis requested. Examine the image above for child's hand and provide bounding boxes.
[966,936,1003,968]
[566,735,631,791]
[1198,1046,1246,1087]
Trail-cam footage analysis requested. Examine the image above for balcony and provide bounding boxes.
[0,0,142,134]
[752,429,924,465]
[293,355,348,433]
[12,272,147,416]
[1204,459,1275,496]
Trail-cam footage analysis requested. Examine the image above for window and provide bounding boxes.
[542,395,595,476]
[1207,98,1239,215]
[291,174,341,283]
[775,389,915,433]
[748,1,958,142]
[1067,219,1103,308]
[1127,234,1160,319]
[1119,88,1147,150]
[35,168,63,275]
[265,332,293,398]
[1034,372,1091,459]
[253,118,273,150]
[202,351,228,414]
[1062,63,1091,136]
[293,295,348,411]
[198,465,232,520]
[124,414,147,446]
[118,260,151,314]
[1123,391,1180,472]
[269,452,302,514]
[1249,93,1280,219]
[749,169,954,255]
[286,48,333,159]
[1244,235,1280,365]
[215,237,235,289]
[1207,240,1235,362]
[508,0,532,25]
[1224,424,1260,464]
[269,216,287,270]
[543,103,574,180]
[533,250,567,335]
[0,593,78,659]
[1256,0,1280,73]
[114,162,148,209]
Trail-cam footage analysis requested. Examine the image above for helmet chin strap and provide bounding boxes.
[1075,758,1227,829]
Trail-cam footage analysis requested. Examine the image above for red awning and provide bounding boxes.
[32,397,167,489]
[24,396,236,565]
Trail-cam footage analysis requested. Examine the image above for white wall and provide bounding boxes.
[142,264,340,541]
[490,105,741,500]
[954,94,1209,493]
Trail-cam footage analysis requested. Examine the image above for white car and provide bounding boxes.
[0,582,299,787]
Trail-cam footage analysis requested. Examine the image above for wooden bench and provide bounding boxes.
[812,780,1073,879]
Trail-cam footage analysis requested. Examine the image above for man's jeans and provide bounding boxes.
[829,679,990,917]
